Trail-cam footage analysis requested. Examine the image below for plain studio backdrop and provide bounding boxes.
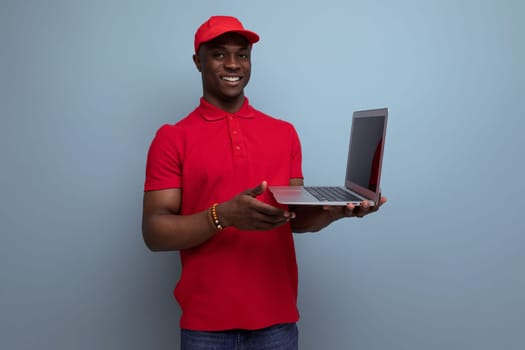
[1,0,524,349]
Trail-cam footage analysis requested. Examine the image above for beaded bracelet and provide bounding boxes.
[210,203,224,231]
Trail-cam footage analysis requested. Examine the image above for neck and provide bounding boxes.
[203,93,245,114]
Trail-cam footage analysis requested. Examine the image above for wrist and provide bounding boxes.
[210,202,232,231]
[217,202,232,228]
[210,203,224,231]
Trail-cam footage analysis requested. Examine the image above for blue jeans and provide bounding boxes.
[180,323,298,350]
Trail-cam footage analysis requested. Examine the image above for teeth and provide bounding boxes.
[222,76,240,82]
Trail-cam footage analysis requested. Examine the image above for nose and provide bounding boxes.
[224,54,240,70]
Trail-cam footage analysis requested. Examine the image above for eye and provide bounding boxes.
[239,53,249,60]
[212,52,225,59]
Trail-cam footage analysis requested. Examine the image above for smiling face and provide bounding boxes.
[193,32,252,113]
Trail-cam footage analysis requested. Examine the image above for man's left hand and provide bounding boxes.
[324,195,388,219]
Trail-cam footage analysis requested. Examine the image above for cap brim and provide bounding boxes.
[230,30,260,44]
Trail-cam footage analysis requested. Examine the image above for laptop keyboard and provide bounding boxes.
[305,186,362,202]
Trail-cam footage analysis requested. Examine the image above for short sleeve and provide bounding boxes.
[144,124,183,191]
[289,124,303,179]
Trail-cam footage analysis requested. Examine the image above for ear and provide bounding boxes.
[192,54,202,72]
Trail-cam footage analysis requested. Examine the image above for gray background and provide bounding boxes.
[1,0,524,349]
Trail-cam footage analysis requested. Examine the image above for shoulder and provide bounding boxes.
[249,106,301,145]
[153,110,200,140]
[250,105,298,133]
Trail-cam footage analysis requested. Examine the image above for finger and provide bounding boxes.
[342,203,356,217]
[251,211,292,229]
[255,202,291,218]
[259,213,292,225]
[370,196,387,211]
[354,206,367,218]
[352,201,370,217]
[243,181,267,198]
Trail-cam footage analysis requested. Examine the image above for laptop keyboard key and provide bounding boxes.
[305,186,362,202]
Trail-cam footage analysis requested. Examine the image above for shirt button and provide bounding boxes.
[229,116,234,120]
[235,145,241,151]
[232,130,238,135]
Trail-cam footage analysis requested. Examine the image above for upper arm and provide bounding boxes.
[142,188,182,224]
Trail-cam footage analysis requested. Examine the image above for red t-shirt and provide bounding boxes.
[144,97,303,331]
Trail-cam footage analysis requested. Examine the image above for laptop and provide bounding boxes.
[269,107,388,206]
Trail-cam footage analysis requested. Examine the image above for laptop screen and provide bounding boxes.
[345,110,387,197]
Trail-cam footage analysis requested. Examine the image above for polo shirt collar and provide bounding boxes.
[198,97,256,121]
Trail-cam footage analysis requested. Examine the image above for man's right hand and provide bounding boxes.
[217,181,295,231]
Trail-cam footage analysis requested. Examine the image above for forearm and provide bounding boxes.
[289,205,343,233]
[142,209,217,251]
[141,182,299,251]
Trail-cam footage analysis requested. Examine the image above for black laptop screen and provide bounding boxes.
[345,115,385,192]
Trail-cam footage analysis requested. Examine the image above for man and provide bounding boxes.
[142,15,386,350]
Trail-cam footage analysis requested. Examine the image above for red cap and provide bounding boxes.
[194,16,260,53]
